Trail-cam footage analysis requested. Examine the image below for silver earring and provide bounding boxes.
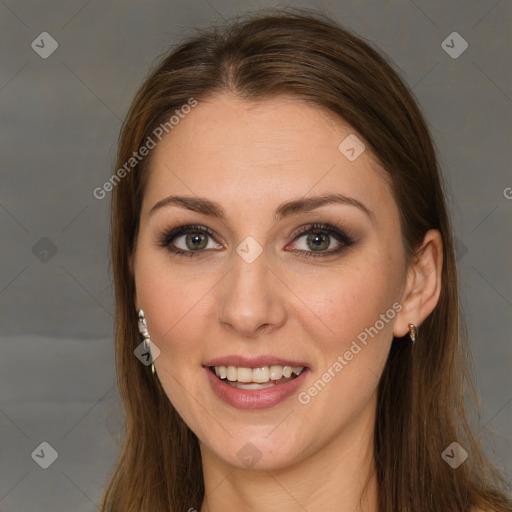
[408,323,417,343]
[138,309,155,374]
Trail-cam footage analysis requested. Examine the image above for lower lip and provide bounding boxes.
[204,367,309,410]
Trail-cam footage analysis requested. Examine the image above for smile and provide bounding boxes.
[204,362,310,410]
[211,365,305,389]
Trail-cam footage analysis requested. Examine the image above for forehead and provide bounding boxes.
[141,94,394,221]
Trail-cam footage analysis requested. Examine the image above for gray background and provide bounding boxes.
[0,0,511,510]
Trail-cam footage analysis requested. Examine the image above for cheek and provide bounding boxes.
[288,264,400,433]
[134,255,217,422]
[288,255,403,420]
[292,256,402,349]
[134,247,221,361]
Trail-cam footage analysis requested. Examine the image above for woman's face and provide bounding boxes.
[133,93,409,471]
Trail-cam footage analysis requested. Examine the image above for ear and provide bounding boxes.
[393,229,443,337]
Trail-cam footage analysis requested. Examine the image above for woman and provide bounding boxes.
[101,9,511,512]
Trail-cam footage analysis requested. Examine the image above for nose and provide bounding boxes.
[217,250,287,338]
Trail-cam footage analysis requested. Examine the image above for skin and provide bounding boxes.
[132,93,443,512]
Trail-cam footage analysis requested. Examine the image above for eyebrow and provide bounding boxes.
[149,193,375,223]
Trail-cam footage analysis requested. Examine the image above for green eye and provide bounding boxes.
[184,232,209,250]
[158,224,220,258]
[305,232,331,251]
[158,222,354,259]
[290,223,354,258]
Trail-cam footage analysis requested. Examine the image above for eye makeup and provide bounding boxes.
[156,221,356,260]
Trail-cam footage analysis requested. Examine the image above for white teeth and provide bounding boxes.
[226,366,237,382]
[236,367,253,383]
[252,366,270,383]
[269,365,283,380]
[213,364,305,384]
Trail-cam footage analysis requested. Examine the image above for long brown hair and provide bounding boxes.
[103,8,512,511]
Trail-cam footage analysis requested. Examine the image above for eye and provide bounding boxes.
[158,224,222,258]
[289,223,354,259]
[157,222,354,260]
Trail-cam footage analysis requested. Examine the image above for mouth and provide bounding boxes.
[208,364,307,390]
[203,356,311,409]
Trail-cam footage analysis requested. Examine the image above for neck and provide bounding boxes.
[199,397,379,512]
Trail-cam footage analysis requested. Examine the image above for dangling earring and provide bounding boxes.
[408,323,417,343]
[138,309,156,374]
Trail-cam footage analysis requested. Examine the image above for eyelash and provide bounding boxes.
[157,222,355,260]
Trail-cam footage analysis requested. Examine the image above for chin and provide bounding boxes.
[198,425,312,472]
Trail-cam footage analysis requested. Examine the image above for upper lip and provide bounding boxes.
[203,356,310,368]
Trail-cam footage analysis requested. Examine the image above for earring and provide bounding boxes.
[137,309,155,374]
[408,323,417,343]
